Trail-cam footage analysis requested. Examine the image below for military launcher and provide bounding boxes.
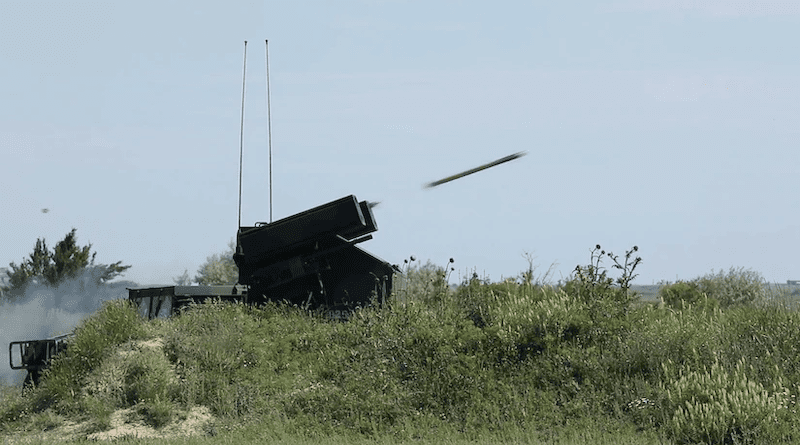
[130,194,398,319]
[10,194,399,387]
[9,334,70,388]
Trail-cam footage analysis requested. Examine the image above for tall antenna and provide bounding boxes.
[238,41,248,228]
[265,39,273,223]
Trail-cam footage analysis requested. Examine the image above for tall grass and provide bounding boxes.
[2,247,800,444]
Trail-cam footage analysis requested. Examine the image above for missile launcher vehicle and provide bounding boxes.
[9,194,399,387]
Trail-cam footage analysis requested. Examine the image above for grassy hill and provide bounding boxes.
[2,261,800,444]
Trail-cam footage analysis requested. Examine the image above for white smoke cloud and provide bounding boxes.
[0,270,137,387]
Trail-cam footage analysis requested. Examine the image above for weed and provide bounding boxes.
[562,244,642,323]
[136,396,175,429]
[27,409,62,432]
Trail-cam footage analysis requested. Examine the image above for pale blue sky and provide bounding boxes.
[1,1,798,286]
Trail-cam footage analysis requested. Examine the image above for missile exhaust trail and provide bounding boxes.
[424,151,528,189]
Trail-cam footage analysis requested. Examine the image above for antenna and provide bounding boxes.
[265,40,273,223]
[238,41,248,228]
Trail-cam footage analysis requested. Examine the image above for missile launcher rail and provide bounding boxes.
[233,194,397,312]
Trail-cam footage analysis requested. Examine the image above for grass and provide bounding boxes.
[2,247,800,444]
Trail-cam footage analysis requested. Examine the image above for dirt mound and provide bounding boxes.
[1,405,214,443]
[3,336,217,443]
[87,405,214,441]
[82,337,216,440]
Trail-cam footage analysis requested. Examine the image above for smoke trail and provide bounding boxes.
[0,269,137,387]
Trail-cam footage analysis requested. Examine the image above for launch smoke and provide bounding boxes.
[0,269,136,387]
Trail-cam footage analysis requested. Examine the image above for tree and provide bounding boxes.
[194,240,238,285]
[2,228,131,299]
[173,269,193,286]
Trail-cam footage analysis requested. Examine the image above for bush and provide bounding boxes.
[121,345,179,406]
[453,273,547,329]
[659,281,718,310]
[82,338,179,408]
[561,244,641,323]
[392,258,452,307]
[285,297,501,436]
[492,287,592,359]
[695,267,768,308]
[0,388,29,428]
[28,409,63,432]
[76,395,113,433]
[33,299,145,413]
[663,359,791,444]
[136,397,176,429]
[163,300,266,417]
[718,306,800,390]
[659,268,769,311]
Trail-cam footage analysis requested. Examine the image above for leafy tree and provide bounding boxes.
[194,240,238,285]
[173,269,193,286]
[2,228,131,299]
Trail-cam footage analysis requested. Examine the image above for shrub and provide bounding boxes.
[695,267,768,308]
[122,343,179,406]
[33,299,145,413]
[658,268,768,311]
[561,244,641,323]
[76,394,114,433]
[163,300,265,417]
[718,306,800,389]
[492,287,592,359]
[28,409,63,432]
[74,337,180,432]
[453,272,547,329]
[298,298,499,435]
[392,258,451,307]
[663,359,791,444]
[0,389,29,428]
[659,281,718,310]
[610,304,721,377]
[136,396,176,429]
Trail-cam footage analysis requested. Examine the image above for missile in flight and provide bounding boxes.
[424,151,528,189]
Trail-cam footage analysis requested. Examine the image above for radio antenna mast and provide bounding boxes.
[238,41,248,228]
[265,39,273,223]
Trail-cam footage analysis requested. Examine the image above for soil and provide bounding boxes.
[86,405,214,441]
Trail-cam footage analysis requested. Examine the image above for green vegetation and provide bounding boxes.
[194,240,238,285]
[2,245,800,444]
[2,228,130,300]
[658,267,774,310]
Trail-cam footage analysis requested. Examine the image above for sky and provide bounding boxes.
[1,0,798,287]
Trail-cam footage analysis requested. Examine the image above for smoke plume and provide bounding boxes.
[0,269,137,387]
